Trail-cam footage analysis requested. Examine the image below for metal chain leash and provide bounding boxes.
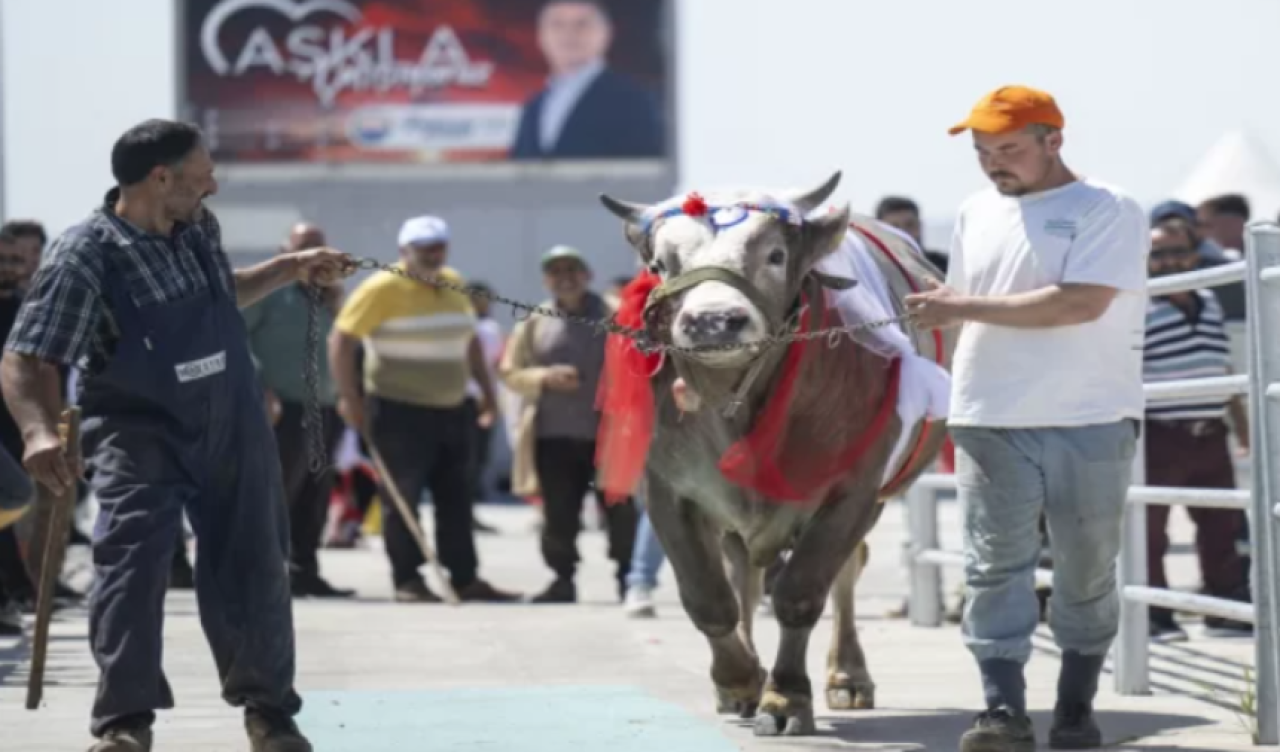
[299,256,913,474]
[301,282,330,474]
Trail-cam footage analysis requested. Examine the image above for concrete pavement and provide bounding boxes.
[0,499,1267,751]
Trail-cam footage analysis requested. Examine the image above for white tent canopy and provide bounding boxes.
[1176,129,1280,218]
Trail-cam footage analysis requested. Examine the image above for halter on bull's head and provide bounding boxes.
[599,172,855,370]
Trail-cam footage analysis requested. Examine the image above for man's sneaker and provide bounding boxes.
[0,600,22,637]
[456,578,521,603]
[959,708,1036,752]
[245,708,312,752]
[394,579,442,604]
[530,578,576,604]
[88,723,153,752]
[1049,701,1103,749]
[623,585,656,618]
[1150,618,1188,643]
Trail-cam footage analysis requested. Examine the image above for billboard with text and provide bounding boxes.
[181,0,670,163]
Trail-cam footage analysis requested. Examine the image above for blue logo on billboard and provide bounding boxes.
[350,113,393,145]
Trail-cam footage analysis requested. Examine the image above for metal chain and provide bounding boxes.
[299,256,913,474]
[301,282,329,475]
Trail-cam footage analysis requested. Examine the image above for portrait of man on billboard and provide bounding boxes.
[509,0,665,160]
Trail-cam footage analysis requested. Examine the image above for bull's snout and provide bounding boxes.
[678,306,752,346]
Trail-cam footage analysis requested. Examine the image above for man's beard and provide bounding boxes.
[0,278,18,292]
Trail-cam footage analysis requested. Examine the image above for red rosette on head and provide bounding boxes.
[595,270,664,504]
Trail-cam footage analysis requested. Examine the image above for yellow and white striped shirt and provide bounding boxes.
[335,263,476,408]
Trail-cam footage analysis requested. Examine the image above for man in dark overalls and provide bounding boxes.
[0,119,354,752]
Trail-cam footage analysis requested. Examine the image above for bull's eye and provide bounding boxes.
[767,248,786,266]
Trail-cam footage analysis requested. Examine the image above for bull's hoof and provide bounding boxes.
[714,667,766,718]
[753,690,816,736]
[825,684,874,710]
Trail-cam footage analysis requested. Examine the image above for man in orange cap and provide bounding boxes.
[907,85,1150,751]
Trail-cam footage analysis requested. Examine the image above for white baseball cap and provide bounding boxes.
[397,215,449,247]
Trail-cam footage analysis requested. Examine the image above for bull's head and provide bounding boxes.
[599,171,851,369]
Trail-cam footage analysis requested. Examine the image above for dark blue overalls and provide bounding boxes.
[80,226,301,737]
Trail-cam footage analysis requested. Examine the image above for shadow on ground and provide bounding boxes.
[719,708,1221,750]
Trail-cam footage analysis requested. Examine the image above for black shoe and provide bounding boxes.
[290,571,355,599]
[529,577,576,604]
[245,707,312,752]
[89,718,154,752]
[472,516,499,534]
[1049,701,1102,749]
[0,600,22,637]
[393,579,442,604]
[959,708,1036,752]
[1203,614,1253,637]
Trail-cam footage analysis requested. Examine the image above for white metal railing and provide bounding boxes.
[903,223,1280,745]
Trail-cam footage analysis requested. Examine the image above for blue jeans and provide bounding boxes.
[955,420,1136,668]
[626,509,666,589]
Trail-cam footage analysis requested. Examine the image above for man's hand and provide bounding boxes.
[23,428,76,496]
[476,396,497,429]
[337,395,366,431]
[293,248,358,288]
[542,365,580,392]
[904,278,967,330]
[264,387,282,426]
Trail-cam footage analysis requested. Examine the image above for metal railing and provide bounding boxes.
[903,223,1280,745]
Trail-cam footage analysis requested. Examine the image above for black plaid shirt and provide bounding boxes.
[4,188,236,376]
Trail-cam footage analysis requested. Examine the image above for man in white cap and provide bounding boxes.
[329,215,519,603]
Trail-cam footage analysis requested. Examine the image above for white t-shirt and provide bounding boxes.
[945,178,1149,428]
[465,317,504,398]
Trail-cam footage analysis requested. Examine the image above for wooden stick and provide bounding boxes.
[362,436,459,605]
[26,406,81,711]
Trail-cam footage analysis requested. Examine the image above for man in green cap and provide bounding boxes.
[499,245,637,603]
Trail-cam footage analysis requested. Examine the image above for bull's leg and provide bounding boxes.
[645,478,765,718]
[825,540,875,710]
[755,488,883,737]
[722,532,764,659]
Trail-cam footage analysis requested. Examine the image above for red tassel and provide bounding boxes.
[681,192,709,217]
[595,271,664,502]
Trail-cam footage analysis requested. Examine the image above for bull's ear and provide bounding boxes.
[599,193,653,261]
[799,202,850,270]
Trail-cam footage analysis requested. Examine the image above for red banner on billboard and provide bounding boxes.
[182,0,670,163]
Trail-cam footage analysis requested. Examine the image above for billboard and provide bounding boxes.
[180,0,671,164]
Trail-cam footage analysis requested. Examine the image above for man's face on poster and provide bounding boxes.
[538,1,611,74]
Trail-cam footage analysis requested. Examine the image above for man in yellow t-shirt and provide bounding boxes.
[328,215,518,603]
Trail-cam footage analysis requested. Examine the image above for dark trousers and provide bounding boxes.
[274,400,343,578]
[1145,418,1247,622]
[534,437,636,583]
[367,395,478,590]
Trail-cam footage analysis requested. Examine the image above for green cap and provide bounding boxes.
[540,244,588,269]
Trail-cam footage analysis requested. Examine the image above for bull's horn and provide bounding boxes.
[599,194,649,223]
[786,171,843,213]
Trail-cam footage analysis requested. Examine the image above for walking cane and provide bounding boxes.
[360,435,460,605]
[26,406,81,710]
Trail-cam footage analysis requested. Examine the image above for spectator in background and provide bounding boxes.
[1150,200,1233,262]
[499,245,637,603]
[329,215,518,604]
[243,222,353,599]
[1142,222,1252,641]
[0,219,47,290]
[874,195,950,273]
[510,0,664,160]
[466,281,504,533]
[1197,193,1250,257]
[1150,203,1246,322]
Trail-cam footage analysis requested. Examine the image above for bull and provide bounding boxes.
[595,172,956,736]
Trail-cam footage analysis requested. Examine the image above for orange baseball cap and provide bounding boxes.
[948,85,1064,136]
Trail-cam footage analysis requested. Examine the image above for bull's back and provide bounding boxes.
[845,215,957,498]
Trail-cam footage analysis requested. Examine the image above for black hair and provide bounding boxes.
[1200,193,1250,221]
[541,0,610,23]
[111,119,204,187]
[0,220,47,248]
[875,195,919,219]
